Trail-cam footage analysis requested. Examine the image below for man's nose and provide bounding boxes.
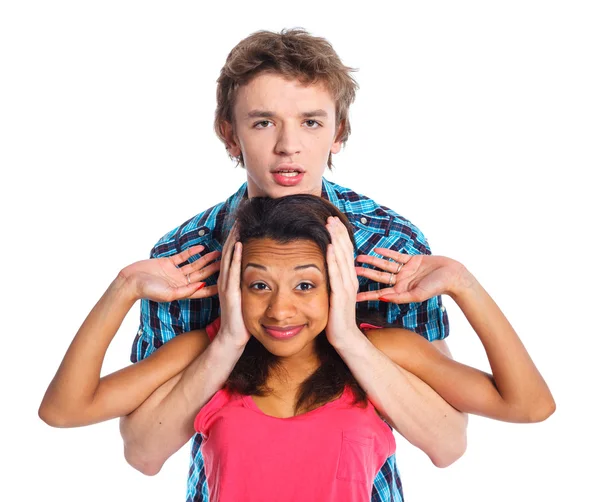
[274,124,301,157]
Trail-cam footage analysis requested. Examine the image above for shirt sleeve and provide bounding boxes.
[130,297,189,363]
[394,225,449,341]
[394,295,449,342]
[373,213,450,341]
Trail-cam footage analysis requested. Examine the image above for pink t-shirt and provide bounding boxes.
[194,385,396,502]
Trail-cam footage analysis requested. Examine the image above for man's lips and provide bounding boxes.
[271,163,305,174]
[262,324,306,340]
[270,163,306,187]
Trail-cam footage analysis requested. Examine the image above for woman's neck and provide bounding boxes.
[269,348,321,391]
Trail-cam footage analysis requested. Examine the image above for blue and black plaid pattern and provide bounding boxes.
[131,178,449,502]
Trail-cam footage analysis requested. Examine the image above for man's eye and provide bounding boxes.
[304,120,320,128]
[296,282,314,291]
[254,121,272,128]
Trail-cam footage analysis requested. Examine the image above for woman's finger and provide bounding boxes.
[355,254,404,274]
[178,250,221,276]
[355,266,399,286]
[187,260,221,284]
[227,242,243,291]
[220,227,238,285]
[327,218,355,292]
[356,286,396,303]
[326,243,343,295]
[171,245,205,266]
[188,284,219,300]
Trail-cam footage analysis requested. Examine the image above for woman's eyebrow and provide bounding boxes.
[245,263,267,271]
[244,263,322,272]
[295,264,323,272]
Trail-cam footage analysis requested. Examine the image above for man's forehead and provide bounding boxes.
[234,73,335,114]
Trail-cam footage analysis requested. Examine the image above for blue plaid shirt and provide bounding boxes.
[131,178,449,502]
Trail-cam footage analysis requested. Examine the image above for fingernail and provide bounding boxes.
[196,282,206,290]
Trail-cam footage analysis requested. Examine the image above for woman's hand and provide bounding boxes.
[119,245,221,302]
[325,217,364,349]
[355,249,470,304]
[216,226,251,349]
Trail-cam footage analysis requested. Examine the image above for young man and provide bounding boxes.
[122,29,468,502]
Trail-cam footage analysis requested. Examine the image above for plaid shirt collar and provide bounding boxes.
[226,177,339,208]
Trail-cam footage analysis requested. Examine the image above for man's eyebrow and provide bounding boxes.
[245,109,329,119]
[246,110,275,119]
[300,109,328,118]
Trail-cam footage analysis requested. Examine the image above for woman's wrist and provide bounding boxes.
[447,263,479,301]
[111,271,141,304]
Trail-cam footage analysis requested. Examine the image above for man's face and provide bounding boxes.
[227,73,342,198]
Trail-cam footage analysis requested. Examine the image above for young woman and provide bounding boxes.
[39,195,555,501]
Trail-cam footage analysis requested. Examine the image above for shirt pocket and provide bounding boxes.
[336,430,374,484]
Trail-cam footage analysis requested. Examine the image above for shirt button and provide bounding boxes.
[360,217,367,225]
[198,229,206,237]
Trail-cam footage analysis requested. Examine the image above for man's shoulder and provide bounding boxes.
[324,178,431,255]
[149,183,247,258]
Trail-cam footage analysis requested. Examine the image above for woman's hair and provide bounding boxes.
[214,28,358,169]
[224,194,368,413]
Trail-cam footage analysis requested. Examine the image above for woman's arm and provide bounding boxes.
[325,217,467,468]
[119,235,253,476]
[358,252,556,423]
[38,245,219,428]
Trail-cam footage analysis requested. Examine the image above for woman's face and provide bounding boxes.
[241,238,329,359]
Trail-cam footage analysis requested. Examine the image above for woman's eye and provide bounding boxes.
[296,282,314,291]
[250,282,269,291]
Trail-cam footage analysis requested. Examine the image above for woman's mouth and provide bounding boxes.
[262,324,305,340]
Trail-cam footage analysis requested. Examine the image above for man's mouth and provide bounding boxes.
[271,164,305,186]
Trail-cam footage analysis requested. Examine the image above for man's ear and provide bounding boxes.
[330,120,345,155]
[220,121,242,157]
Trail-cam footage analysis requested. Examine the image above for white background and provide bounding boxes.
[1,1,598,501]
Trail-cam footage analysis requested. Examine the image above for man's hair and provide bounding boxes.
[224,195,367,414]
[215,28,358,169]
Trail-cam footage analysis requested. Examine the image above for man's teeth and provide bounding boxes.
[277,171,300,177]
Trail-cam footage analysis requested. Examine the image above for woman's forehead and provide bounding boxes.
[242,238,325,270]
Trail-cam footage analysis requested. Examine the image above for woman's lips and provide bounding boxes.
[262,324,305,340]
